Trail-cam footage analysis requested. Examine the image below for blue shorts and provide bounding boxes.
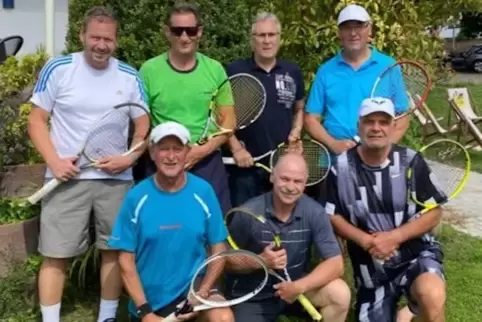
[354,254,445,322]
[226,166,271,208]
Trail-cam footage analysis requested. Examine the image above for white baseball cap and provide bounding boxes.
[337,4,371,25]
[359,97,395,118]
[149,121,191,145]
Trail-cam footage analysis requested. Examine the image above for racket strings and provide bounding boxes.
[84,109,130,161]
[270,140,331,185]
[400,64,429,109]
[225,77,265,128]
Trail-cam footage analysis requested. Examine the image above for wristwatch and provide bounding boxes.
[136,303,153,318]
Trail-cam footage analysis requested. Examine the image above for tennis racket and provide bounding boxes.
[223,139,331,186]
[370,60,431,122]
[163,249,269,322]
[225,207,323,321]
[376,139,470,265]
[197,73,266,145]
[27,102,149,204]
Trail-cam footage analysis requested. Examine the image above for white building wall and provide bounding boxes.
[0,0,69,56]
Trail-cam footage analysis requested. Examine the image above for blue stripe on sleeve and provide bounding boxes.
[34,55,73,93]
[118,63,148,104]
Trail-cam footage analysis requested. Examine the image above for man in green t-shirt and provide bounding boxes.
[137,2,234,213]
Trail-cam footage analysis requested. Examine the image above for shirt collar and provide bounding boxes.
[335,46,381,66]
[264,191,302,222]
[249,55,282,72]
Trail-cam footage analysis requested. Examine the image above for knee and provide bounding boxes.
[209,308,234,322]
[412,274,446,308]
[316,278,352,312]
[41,257,68,272]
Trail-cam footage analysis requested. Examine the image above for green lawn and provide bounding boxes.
[1,225,481,321]
[421,83,482,172]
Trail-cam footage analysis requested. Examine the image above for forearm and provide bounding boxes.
[203,134,230,155]
[201,242,228,291]
[295,256,344,293]
[28,115,59,164]
[392,117,409,143]
[128,115,150,161]
[393,207,442,244]
[304,114,336,147]
[119,257,148,307]
[227,135,244,153]
[331,215,371,248]
[291,102,304,134]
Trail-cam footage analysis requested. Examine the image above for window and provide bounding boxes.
[2,0,15,9]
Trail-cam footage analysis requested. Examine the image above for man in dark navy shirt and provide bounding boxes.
[225,153,350,322]
[222,12,305,207]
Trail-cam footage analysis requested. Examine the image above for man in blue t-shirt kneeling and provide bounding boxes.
[108,121,233,322]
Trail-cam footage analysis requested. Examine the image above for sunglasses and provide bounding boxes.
[169,26,199,37]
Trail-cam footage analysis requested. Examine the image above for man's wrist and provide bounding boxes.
[136,302,153,319]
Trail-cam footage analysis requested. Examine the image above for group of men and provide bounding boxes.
[27,2,446,322]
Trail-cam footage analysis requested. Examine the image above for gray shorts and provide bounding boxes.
[38,179,132,258]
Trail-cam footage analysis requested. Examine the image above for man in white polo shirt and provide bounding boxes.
[27,6,150,322]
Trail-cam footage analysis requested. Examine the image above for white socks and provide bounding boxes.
[40,302,61,322]
[97,298,119,322]
[40,298,118,322]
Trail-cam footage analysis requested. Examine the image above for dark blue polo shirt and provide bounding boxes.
[224,192,341,300]
[223,58,305,161]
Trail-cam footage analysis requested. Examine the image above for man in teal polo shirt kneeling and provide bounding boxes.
[108,122,233,322]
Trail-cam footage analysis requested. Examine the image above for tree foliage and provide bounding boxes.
[64,0,482,82]
[459,11,482,39]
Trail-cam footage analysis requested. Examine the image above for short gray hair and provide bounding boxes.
[82,6,118,33]
[251,12,281,34]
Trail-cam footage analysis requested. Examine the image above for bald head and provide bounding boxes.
[272,152,309,179]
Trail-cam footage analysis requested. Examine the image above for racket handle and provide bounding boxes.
[297,294,322,321]
[27,177,62,204]
[353,135,361,143]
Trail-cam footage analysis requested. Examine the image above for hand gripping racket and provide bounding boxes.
[376,139,470,265]
[27,102,148,204]
[225,207,323,321]
[223,139,331,186]
[163,249,269,322]
[197,73,266,145]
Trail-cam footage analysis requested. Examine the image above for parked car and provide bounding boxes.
[450,44,482,73]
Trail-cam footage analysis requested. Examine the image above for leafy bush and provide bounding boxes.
[0,199,40,225]
[0,50,48,169]
[66,0,482,81]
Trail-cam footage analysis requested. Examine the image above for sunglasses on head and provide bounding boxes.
[169,26,199,37]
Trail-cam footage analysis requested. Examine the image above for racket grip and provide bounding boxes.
[27,178,62,204]
[353,135,361,143]
[222,157,235,164]
[297,295,322,321]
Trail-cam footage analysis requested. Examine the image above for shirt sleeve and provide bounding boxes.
[392,65,410,114]
[310,206,342,260]
[215,63,234,107]
[139,62,153,108]
[293,65,305,101]
[323,166,346,219]
[30,57,66,112]
[108,194,138,253]
[129,71,150,119]
[305,67,325,115]
[203,185,228,245]
[410,156,449,216]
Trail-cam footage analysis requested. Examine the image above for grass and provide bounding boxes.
[422,82,482,172]
[1,225,481,321]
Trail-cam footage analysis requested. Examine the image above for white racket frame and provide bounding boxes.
[163,249,269,322]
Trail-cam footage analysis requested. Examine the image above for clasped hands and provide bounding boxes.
[260,243,305,304]
[362,230,403,262]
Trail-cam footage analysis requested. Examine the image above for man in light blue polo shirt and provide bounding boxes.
[108,122,233,322]
[304,4,409,156]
